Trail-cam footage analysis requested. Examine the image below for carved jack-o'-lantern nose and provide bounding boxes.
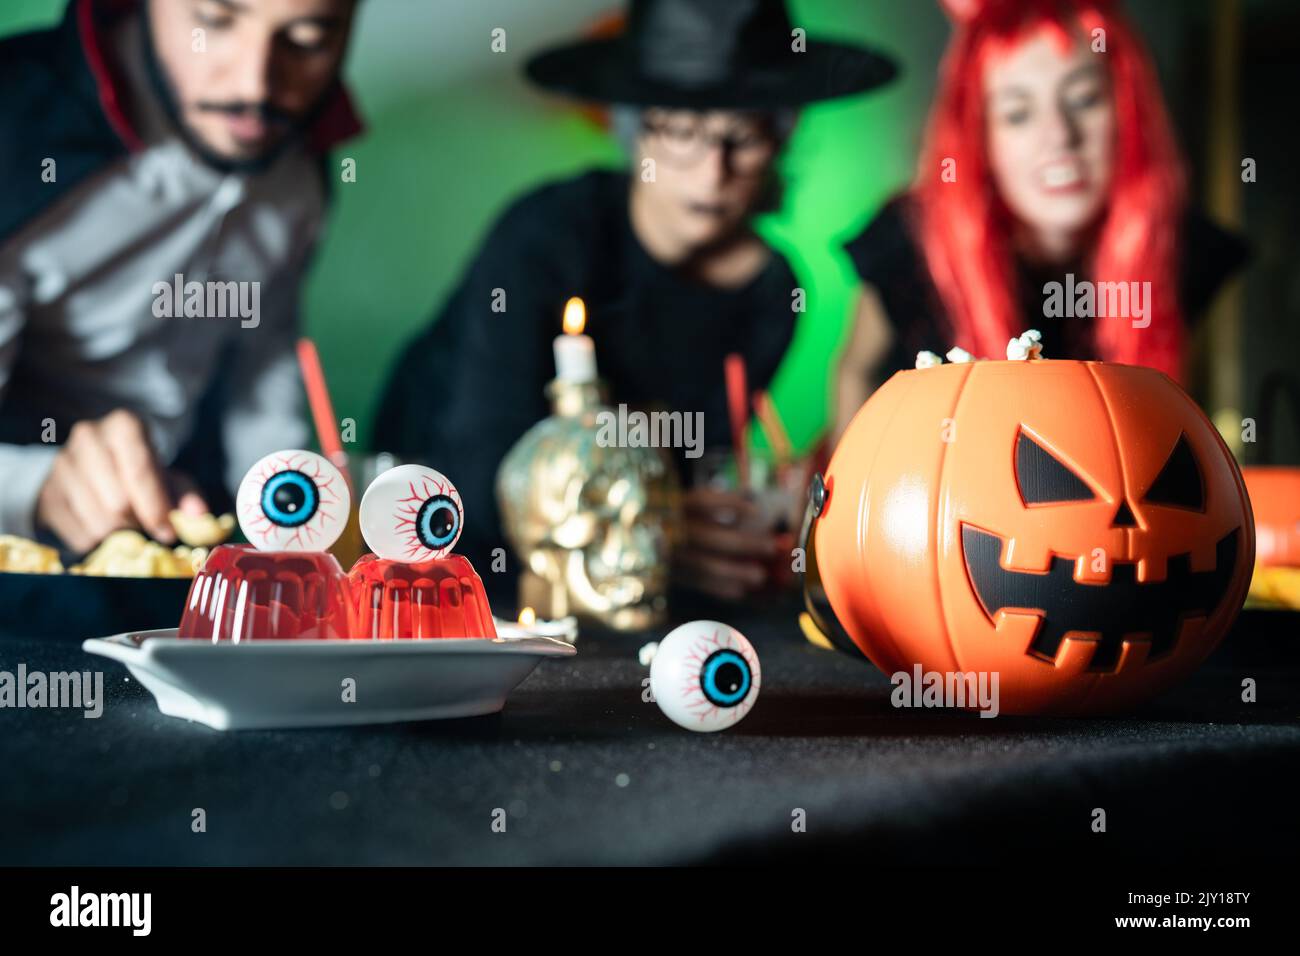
[1111,500,1138,528]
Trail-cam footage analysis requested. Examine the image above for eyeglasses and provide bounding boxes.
[640,114,778,174]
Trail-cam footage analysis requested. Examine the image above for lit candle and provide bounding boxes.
[553,296,597,383]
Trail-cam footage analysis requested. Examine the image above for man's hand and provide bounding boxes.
[35,409,202,553]
[673,486,783,602]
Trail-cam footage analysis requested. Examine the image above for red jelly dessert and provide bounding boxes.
[179,544,353,642]
[348,552,497,640]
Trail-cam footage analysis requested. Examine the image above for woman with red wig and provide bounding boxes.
[833,0,1248,439]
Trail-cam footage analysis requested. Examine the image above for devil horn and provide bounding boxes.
[939,0,987,24]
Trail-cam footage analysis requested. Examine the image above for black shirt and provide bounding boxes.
[844,193,1251,380]
[375,170,799,570]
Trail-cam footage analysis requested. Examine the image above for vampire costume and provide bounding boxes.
[0,0,362,537]
[374,0,898,574]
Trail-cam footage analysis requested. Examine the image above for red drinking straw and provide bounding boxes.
[296,338,352,491]
[724,352,750,491]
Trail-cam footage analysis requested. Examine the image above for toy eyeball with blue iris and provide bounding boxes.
[649,620,760,732]
[235,449,350,552]
[359,464,463,562]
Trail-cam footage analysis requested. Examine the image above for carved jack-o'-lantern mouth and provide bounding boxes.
[961,525,1241,673]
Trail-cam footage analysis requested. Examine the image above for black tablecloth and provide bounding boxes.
[2,600,1297,865]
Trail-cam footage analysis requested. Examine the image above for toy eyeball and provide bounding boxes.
[236,450,350,552]
[649,620,760,732]
[359,464,463,562]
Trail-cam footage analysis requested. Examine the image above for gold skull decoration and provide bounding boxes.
[497,383,681,631]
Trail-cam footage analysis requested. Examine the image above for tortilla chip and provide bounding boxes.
[71,529,201,578]
[169,510,235,548]
[0,534,63,574]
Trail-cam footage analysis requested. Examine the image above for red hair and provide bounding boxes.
[916,0,1188,379]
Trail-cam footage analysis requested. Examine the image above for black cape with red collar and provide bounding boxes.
[0,0,362,248]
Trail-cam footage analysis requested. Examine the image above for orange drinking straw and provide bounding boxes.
[724,353,750,491]
[296,338,351,487]
[754,390,793,466]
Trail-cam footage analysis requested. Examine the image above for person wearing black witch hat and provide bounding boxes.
[375,0,896,603]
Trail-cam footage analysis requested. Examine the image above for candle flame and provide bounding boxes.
[562,297,586,336]
[518,606,537,627]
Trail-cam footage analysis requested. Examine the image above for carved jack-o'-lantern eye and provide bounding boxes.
[1142,434,1205,512]
[1014,430,1095,506]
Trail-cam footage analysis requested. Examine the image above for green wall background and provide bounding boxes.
[0,0,947,454]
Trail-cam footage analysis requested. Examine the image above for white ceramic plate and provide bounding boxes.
[83,629,575,730]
